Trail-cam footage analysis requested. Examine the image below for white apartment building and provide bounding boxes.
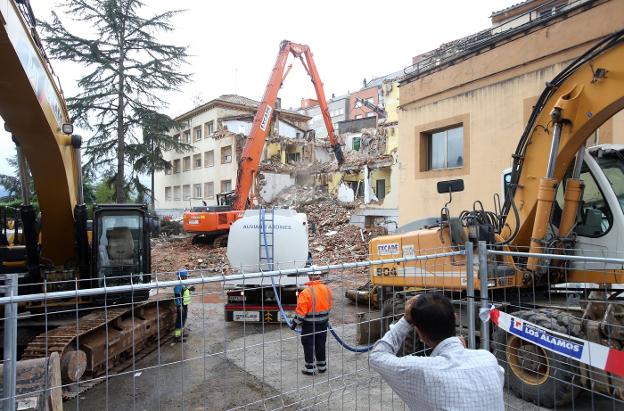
[154,94,309,218]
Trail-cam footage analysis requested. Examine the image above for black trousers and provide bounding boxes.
[301,320,328,368]
[175,305,188,329]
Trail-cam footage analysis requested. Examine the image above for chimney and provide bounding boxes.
[275,97,281,109]
[331,93,335,99]
[363,78,367,88]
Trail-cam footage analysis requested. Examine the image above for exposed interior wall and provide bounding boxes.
[259,173,296,202]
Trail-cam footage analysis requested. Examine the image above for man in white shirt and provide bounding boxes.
[369,293,504,411]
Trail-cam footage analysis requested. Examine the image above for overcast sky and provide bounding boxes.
[0,0,513,176]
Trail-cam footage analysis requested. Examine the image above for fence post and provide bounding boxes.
[2,273,18,411]
[465,242,476,349]
[478,241,490,351]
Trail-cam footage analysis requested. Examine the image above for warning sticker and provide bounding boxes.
[402,244,415,257]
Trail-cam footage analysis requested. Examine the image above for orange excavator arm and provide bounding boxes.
[232,40,344,211]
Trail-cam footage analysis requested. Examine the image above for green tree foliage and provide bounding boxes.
[0,151,34,201]
[127,109,192,208]
[94,175,115,204]
[40,0,190,203]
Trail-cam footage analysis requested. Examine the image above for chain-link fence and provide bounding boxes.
[2,243,624,410]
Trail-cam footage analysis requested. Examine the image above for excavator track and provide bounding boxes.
[22,296,177,398]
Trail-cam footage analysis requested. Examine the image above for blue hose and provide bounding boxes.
[260,208,374,353]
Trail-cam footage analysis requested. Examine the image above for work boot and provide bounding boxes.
[174,336,187,343]
[183,330,190,338]
[317,361,327,373]
[301,364,317,376]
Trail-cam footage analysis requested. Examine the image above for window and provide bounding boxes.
[173,186,181,201]
[165,161,172,175]
[193,154,202,169]
[366,112,376,118]
[204,182,214,199]
[288,152,301,163]
[193,183,202,198]
[182,156,191,172]
[182,184,191,200]
[355,114,363,119]
[376,179,386,200]
[173,134,180,144]
[204,121,214,137]
[221,179,232,193]
[427,125,464,170]
[193,126,202,142]
[165,186,172,201]
[221,145,232,164]
[352,137,361,151]
[204,150,214,167]
[172,159,181,173]
[182,130,191,144]
[355,97,373,108]
[347,181,364,198]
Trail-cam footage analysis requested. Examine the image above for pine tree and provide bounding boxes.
[40,0,190,203]
[126,109,192,209]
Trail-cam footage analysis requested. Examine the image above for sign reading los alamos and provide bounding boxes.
[508,316,584,359]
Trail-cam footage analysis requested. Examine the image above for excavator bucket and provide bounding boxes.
[0,352,63,411]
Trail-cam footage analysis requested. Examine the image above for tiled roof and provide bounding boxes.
[217,94,260,107]
[175,94,308,121]
[491,0,532,17]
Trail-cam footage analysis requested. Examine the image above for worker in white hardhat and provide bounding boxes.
[173,268,192,342]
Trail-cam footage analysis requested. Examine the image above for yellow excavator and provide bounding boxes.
[0,0,175,406]
[362,29,624,407]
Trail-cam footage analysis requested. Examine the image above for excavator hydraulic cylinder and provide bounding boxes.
[558,178,584,238]
[527,177,558,271]
[20,205,40,281]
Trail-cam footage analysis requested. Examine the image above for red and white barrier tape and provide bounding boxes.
[486,307,624,378]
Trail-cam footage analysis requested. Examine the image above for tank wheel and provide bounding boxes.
[381,295,423,357]
[492,308,583,408]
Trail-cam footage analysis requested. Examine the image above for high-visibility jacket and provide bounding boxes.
[294,280,333,324]
[174,285,191,307]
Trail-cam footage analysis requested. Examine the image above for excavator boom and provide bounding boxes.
[184,40,344,240]
[0,0,78,266]
[0,1,175,400]
[503,30,624,246]
[232,40,343,210]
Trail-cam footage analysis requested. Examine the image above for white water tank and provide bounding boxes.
[227,209,309,274]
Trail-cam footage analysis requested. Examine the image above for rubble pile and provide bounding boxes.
[264,184,387,285]
[151,236,232,279]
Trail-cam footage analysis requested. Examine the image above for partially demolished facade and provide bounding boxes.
[154,83,403,233]
[153,94,310,217]
[257,77,401,232]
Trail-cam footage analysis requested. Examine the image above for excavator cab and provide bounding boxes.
[91,204,151,296]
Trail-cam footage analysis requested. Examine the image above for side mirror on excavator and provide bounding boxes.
[437,179,464,207]
[437,179,465,244]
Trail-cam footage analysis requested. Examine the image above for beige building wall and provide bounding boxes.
[397,0,624,225]
[155,106,243,212]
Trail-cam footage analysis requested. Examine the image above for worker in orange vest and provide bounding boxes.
[291,271,333,375]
